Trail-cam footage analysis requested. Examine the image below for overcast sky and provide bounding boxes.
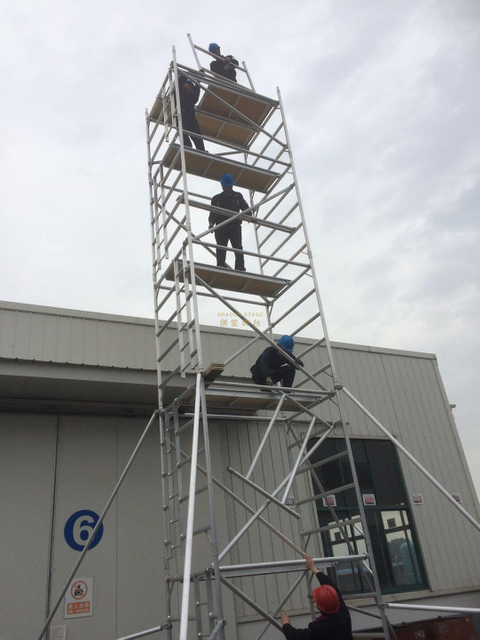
[1,1,479,496]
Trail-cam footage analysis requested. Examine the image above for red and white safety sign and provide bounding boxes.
[64,577,93,619]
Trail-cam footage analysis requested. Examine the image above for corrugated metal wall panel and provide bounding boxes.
[0,304,159,369]
[0,413,57,639]
[0,309,16,357]
[44,313,60,360]
[116,419,165,637]
[27,311,46,360]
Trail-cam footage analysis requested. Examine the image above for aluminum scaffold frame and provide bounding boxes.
[140,36,480,640]
[35,35,480,640]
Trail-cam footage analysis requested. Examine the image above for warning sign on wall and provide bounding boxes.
[64,577,93,619]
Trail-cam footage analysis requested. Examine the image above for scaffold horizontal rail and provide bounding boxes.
[218,555,368,578]
[189,198,297,234]
[161,143,280,192]
[164,260,291,297]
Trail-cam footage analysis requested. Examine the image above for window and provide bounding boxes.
[308,438,427,594]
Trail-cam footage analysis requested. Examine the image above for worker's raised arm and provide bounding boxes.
[305,555,342,593]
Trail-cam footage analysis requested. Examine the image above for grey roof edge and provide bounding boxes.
[0,299,155,326]
[0,299,436,361]
[330,340,436,360]
[0,356,159,377]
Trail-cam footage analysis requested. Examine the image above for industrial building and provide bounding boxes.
[1,299,479,639]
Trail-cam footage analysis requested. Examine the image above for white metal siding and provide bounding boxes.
[0,414,167,640]
[0,304,156,370]
[0,414,57,639]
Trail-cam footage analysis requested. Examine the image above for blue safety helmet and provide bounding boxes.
[220,173,235,187]
[209,43,220,53]
[278,335,294,352]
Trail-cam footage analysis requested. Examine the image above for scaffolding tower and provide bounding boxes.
[140,37,480,640]
[36,35,480,640]
[145,39,391,640]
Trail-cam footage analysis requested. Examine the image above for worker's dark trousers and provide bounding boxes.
[215,224,245,270]
[182,112,205,151]
[252,365,296,388]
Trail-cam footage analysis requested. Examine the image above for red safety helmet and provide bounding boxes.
[312,585,340,614]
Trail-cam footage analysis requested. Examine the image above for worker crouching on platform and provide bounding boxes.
[251,335,304,388]
[208,42,239,82]
[178,75,205,152]
[209,173,251,271]
[280,555,353,640]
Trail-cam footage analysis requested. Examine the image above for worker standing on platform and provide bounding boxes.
[280,555,353,640]
[208,43,239,82]
[250,335,304,388]
[177,75,205,152]
[209,173,250,271]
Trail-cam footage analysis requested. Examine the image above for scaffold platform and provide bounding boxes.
[167,384,327,414]
[151,99,263,148]
[164,261,291,297]
[161,144,279,192]
[197,83,277,127]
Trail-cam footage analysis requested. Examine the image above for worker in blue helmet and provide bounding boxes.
[209,173,251,271]
[250,335,304,388]
[208,43,239,82]
[178,75,205,151]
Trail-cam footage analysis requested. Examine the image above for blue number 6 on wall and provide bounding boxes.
[64,510,104,552]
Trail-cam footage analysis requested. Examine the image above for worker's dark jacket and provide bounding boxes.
[250,346,303,380]
[178,76,200,115]
[282,572,352,640]
[209,190,249,227]
[210,55,238,81]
